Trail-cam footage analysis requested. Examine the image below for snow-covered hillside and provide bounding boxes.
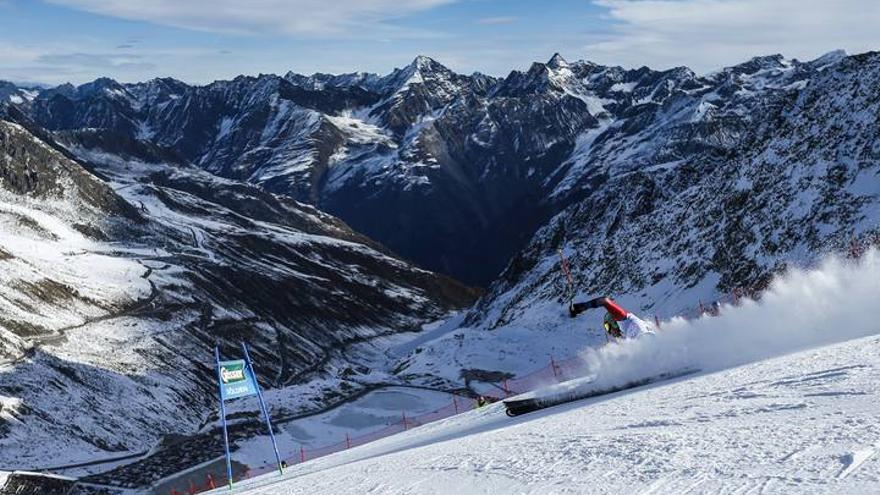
[0,111,474,483]
[211,251,880,494]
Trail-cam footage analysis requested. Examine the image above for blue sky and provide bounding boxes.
[1,0,879,86]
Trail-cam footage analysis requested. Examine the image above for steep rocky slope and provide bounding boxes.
[468,51,880,329]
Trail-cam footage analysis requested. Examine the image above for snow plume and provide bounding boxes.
[576,250,880,392]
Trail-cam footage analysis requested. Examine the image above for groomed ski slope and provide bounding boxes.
[214,252,880,494]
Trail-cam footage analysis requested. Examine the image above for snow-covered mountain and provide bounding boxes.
[0,106,474,477]
[0,82,40,107]
[10,50,876,290]
[468,50,880,330]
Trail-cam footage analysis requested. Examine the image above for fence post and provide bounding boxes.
[300,445,306,463]
[207,474,216,490]
[346,433,352,449]
[452,395,459,414]
[402,411,408,430]
[550,356,559,379]
[654,314,661,330]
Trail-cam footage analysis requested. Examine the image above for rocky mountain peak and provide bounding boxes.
[75,77,127,99]
[547,52,569,70]
[493,56,577,97]
[727,54,788,75]
[807,49,848,69]
[391,55,455,87]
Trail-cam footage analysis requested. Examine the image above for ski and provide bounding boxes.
[504,368,700,417]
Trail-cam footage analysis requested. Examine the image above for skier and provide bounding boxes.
[569,296,653,340]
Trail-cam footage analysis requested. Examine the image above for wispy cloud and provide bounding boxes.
[36,52,155,71]
[46,0,455,37]
[477,16,517,25]
[587,0,880,73]
[0,41,205,84]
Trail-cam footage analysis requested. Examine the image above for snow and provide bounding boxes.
[610,81,637,93]
[838,447,878,479]
[0,192,150,335]
[135,120,155,140]
[325,113,394,147]
[0,127,460,473]
[691,100,717,121]
[217,116,236,140]
[218,333,880,494]
[212,251,880,494]
[231,387,458,469]
[810,49,848,71]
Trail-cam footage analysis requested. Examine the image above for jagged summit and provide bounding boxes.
[547,52,569,69]
[726,53,788,75]
[411,54,440,69]
[808,49,848,68]
[390,54,456,85]
[74,76,127,97]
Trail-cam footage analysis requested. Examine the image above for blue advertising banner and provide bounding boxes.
[218,359,258,401]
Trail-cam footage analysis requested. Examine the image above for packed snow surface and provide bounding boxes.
[212,251,880,494]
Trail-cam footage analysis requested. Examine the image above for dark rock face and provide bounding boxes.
[0,118,140,225]
[11,51,879,290]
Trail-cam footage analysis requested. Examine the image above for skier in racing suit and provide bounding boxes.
[569,296,653,340]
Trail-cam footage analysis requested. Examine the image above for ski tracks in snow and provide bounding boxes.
[222,336,880,495]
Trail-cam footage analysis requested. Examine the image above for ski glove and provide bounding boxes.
[569,301,594,317]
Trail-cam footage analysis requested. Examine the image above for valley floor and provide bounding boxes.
[213,334,880,495]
